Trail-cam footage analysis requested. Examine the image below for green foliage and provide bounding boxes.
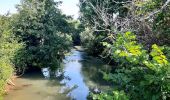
[94,32,170,100]
[0,15,22,97]
[79,0,132,58]
[136,0,162,14]
[0,59,13,96]
[92,90,129,100]
[163,46,170,61]
[80,28,95,47]
[154,11,170,45]
[79,0,129,26]
[0,0,74,97]
[80,28,105,55]
[105,32,145,64]
[12,0,72,70]
[68,20,84,45]
[135,0,170,46]
[79,0,170,99]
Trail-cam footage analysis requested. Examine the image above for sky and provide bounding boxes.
[0,0,79,19]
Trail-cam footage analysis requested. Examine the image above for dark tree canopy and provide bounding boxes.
[12,0,72,70]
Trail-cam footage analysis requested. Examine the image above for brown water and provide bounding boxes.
[4,48,112,100]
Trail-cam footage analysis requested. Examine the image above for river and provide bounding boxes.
[4,47,112,100]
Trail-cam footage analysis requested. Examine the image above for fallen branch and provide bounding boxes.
[7,79,15,86]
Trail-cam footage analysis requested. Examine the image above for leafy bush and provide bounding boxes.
[93,32,170,100]
[0,15,22,97]
[92,90,129,100]
[80,28,105,55]
[163,46,170,61]
[0,60,13,96]
[80,28,95,47]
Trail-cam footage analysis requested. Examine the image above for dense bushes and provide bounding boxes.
[79,0,170,56]
[80,28,106,56]
[80,28,95,54]
[0,60,13,96]
[68,20,84,45]
[91,90,128,100]
[0,15,22,97]
[79,0,170,99]
[92,32,170,100]
[163,46,170,61]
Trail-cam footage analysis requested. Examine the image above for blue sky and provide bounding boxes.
[0,0,79,19]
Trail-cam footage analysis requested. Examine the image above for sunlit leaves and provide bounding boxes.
[151,44,168,65]
[98,31,170,100]
[109,31,144,64]
[0,15,23,96]
[91,90,129,100]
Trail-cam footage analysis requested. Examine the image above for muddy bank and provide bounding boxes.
[4,76,17,95]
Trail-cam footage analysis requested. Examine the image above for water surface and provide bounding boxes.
[4,48,112,100]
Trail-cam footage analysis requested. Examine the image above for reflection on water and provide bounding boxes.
[60,50,89,100]
[4,48,112,100]
[59,49,112,100]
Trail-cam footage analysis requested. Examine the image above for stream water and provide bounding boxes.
[4,48,112,100]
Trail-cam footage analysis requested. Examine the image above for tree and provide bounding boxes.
[79,0,131,57]
[79,0,129,32]
[12,0,72,70]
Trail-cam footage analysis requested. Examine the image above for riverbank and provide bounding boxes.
[4,73,69,100]
[4,76,17,94]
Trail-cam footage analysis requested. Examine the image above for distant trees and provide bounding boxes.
[67,20,85,45]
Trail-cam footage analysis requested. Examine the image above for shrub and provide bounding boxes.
[80,28,105,55]
[80,28,95,48]
[163,46,170,61]
[92,90,129,100]
[94,32,170,100]
[0,15,22,97]
[0,59,13,96]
